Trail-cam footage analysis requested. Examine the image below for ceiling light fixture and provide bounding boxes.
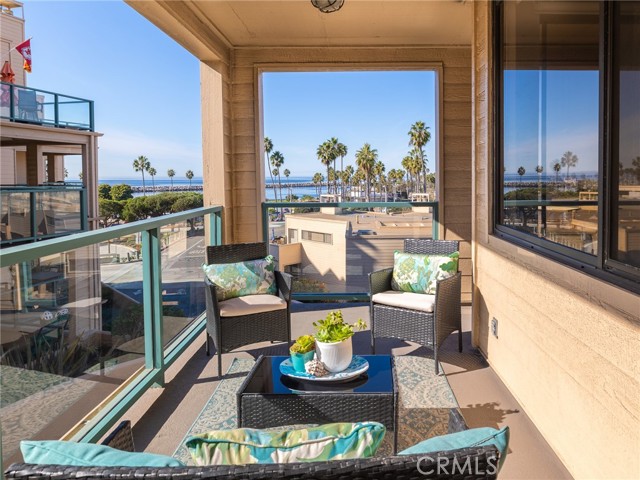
[311,0,344,14]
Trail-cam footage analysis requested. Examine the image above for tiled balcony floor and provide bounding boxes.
[119,304,572,479]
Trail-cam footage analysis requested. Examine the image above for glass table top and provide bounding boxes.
[240,355,394,395]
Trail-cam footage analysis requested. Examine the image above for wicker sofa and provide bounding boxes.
[5,416,502,479]
[5,448,500,479]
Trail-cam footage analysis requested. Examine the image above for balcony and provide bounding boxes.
[0,184,87,246]
[0,82,94,131]
[0,202,575,478]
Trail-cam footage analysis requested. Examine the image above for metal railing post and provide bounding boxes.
[89,100,95,131]
[262,203,269,244]
[9,83,15,119]
[29,191,37,240]
[80,188,88,231]
[432,202,440,240]
[214,210,222,245]
[54,94,59,127]
[142,227,165,386]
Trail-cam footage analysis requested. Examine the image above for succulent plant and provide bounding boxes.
[289,334,316,354]
[313,310,367,343]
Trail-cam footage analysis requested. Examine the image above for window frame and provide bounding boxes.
[492,0,640,293]
[301,230,333,245]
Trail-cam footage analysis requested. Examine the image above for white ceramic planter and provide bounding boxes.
[315,337,353,372]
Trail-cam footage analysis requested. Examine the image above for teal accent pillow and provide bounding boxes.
[399,426,509,470]
[391,251,459,295]
[202,255,277,301]
[20,440,185,467]
[185,422,386,466]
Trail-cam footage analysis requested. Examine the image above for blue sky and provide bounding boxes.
[23,1,437,181]
[263,71,436,177]
[25,0,202,180]
[503,70,599,176]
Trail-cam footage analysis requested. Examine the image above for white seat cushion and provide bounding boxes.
[219,294,287,317]
[372,291,435,313]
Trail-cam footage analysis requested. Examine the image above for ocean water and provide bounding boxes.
[100,176,320,200]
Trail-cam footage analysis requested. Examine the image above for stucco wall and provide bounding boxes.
[203,46,474,301]
[472,2,640,478]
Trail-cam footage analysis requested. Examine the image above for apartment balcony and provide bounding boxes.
[0,82,94,131]
[0,203,576,478]
[0,184,87,246]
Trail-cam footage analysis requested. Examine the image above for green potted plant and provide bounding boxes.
[289,334,316,372]
[313,311,367,373]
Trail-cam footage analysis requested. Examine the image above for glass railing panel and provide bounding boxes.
[35,189,84,237]
[56,94,92,130]
[503,198,599,255]
[1,239,146,464]
[268,203,436,295]
[159,215,207,349]
[1,191,31,242]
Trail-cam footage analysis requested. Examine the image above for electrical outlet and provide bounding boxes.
[491,317,499,338]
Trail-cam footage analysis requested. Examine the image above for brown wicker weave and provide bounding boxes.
[101,420,135,452]
[204,243,292,376]
[369,239,462,374]
[5,446,500,479]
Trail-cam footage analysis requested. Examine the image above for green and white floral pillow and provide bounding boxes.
[391,251,459,295]
[202,255,277,301]
[185,422,385,466]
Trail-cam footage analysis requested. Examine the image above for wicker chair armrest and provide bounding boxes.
[275,271,293,302]
[369,268,394,296]
[204,276,221,318]
[435,272,461,303]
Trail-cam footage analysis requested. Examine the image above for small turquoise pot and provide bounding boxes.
[290,350,315,373]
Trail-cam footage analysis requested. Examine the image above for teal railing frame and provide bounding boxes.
[0,206,223,443]
[0,81,94,131]
[261,201,439,302]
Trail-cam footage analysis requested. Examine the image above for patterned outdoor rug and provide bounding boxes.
[174,355,459,465]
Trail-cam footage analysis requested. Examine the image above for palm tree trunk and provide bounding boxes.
[141,171,146,196]
[326,166,330,195]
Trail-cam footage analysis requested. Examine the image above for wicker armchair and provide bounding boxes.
[204,243,292,376]
[369,239,462,374]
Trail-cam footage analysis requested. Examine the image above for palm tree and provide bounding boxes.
[553,162,562,183]
[312,172,324,197]
[560,151,579,180]
[327,137,339,195]
[355,143,378,202]
[401,155,414,194]
[409,121,431,192]
[167,169,176,190]
[185,169,194,188]
[517,166,526,182]
[372,160,386,200]
[283,168,291,200]
[270,151,285,203]
[264,137,275,195]
[317,141,335,194]
[133,155,150,195]
[335,141,348,199]
[341,165,354,199]
[148,167,157,192]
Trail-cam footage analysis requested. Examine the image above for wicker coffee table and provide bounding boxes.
[237,355,398,452]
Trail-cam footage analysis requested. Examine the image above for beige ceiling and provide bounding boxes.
[128,1,472,61]
[193,1,472,47]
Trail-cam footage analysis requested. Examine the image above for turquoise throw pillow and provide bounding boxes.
[185,422,385,466]
[399,426,509,470]
[202,255,277,301]
[20,440,185,467]
[391,251,459,295]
